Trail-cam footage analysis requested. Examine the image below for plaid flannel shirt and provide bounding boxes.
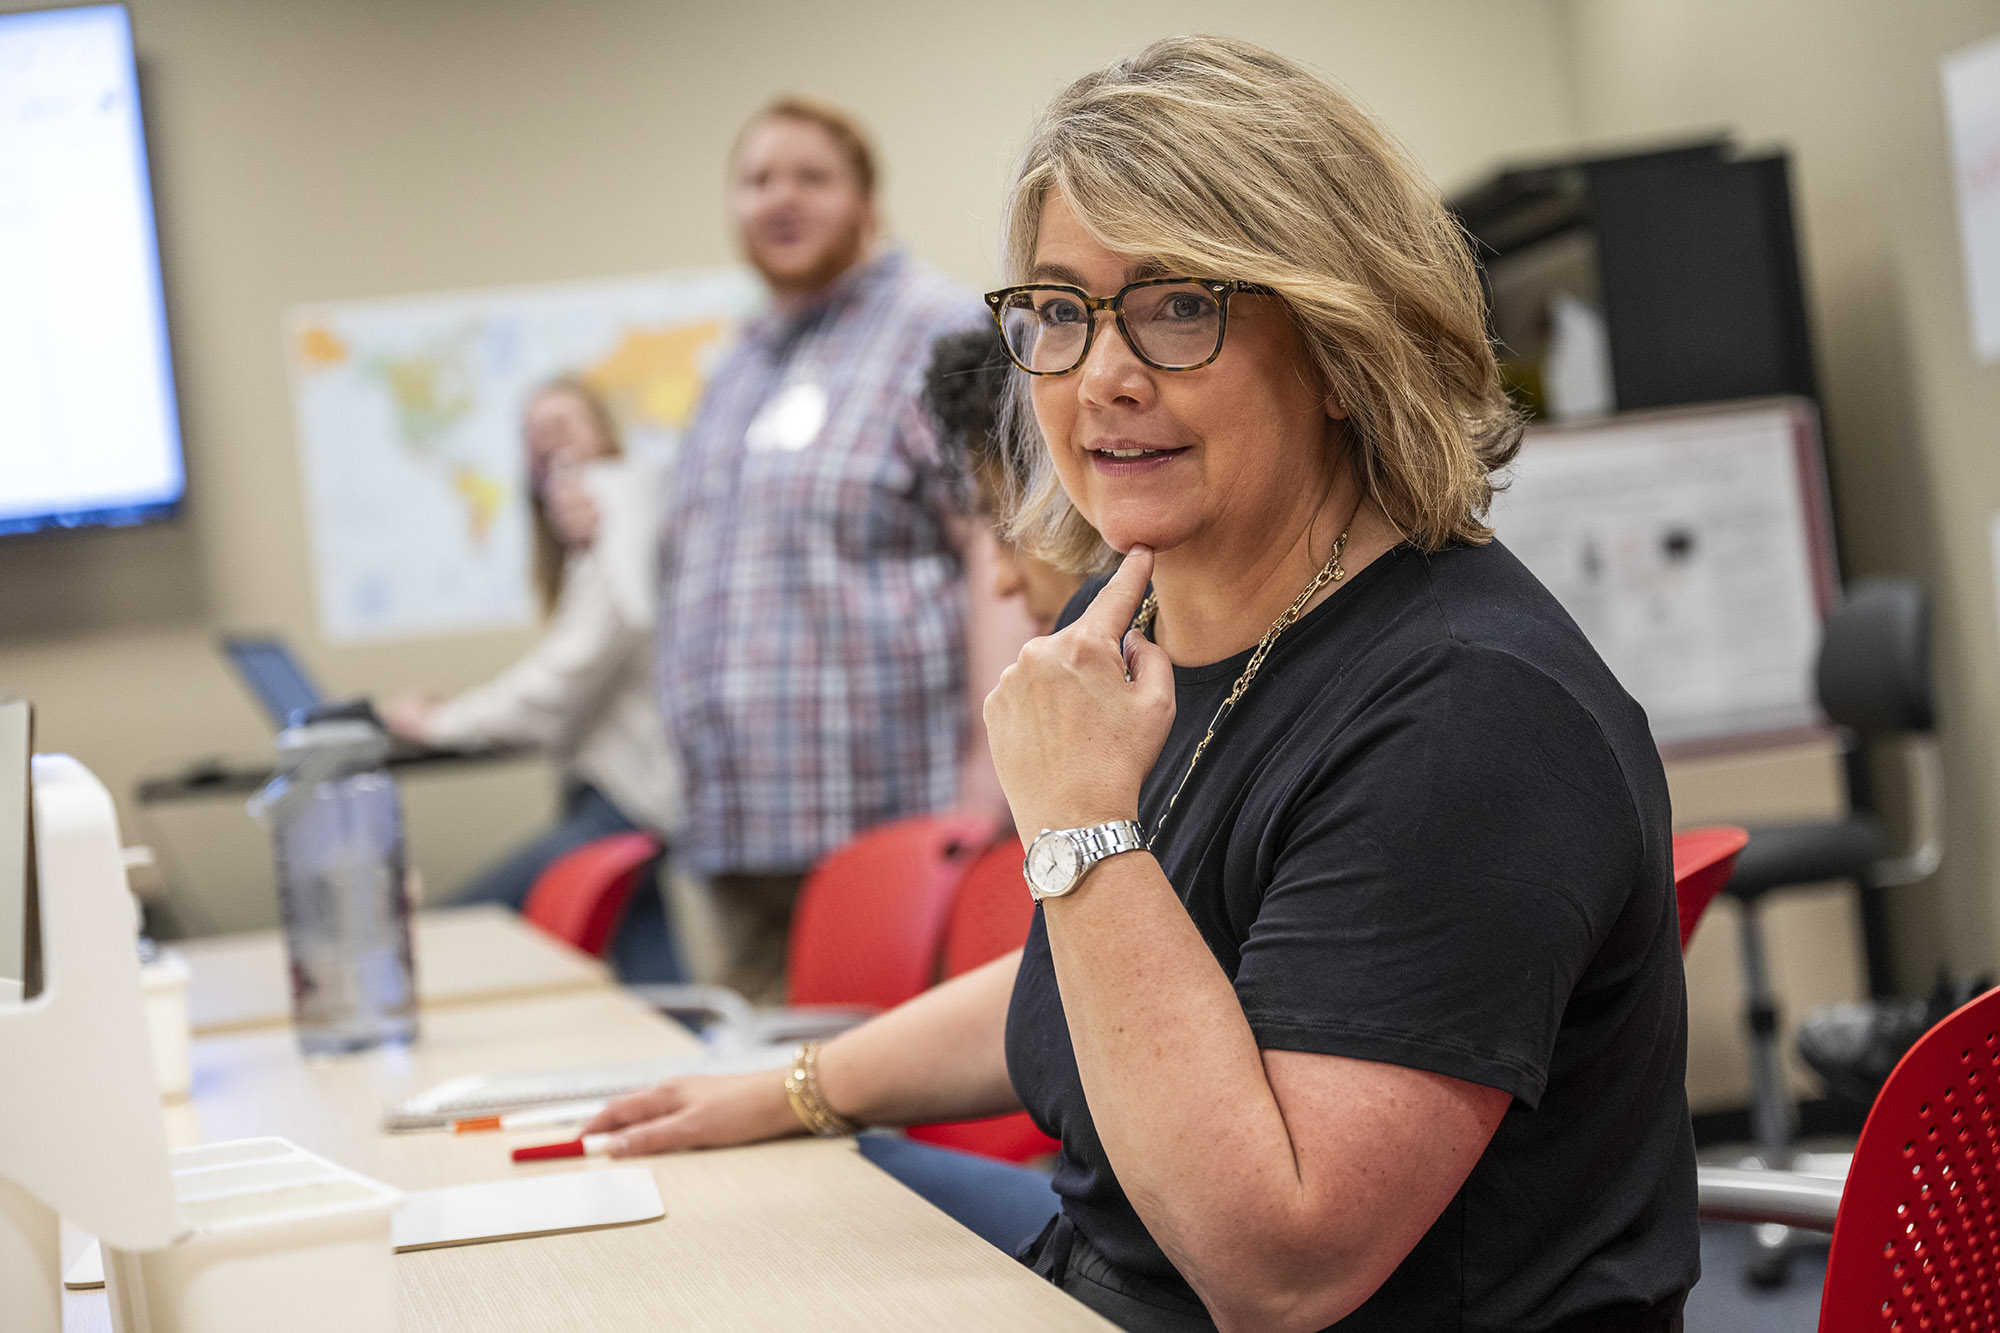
[657,250,983,875]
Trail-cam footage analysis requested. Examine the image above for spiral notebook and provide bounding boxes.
[382,1048,790,1132]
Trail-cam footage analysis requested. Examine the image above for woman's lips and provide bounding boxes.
[1088,444,1186,475]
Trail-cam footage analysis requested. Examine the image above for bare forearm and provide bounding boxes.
[1043,857,1340,1322]
[816,951,1024,1128]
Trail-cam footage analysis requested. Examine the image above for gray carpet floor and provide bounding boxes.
[1686,1222,1828,1331]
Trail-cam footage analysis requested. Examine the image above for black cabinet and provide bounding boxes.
[1451,141,1817,418]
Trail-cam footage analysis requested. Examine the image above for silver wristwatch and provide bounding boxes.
[1022,820,1146,902]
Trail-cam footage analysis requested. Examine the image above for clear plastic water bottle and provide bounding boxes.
[251,708,418,1055]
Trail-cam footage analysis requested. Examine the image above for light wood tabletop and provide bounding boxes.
[178,903,610,1035]
[65,920,1111,1331]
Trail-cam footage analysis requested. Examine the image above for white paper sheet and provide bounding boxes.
[1943,34,2000,364]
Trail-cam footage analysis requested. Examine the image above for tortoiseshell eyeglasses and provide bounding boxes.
[983,277,1275,376]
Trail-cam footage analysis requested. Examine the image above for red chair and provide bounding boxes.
[937,835,1039,981]
[1699,984,2000,1331]
[1672,825,1750,952]
[521,831,663,957]
[907,835,1063,1163]
[786,813,997,1010]
[643,814,1000,1050]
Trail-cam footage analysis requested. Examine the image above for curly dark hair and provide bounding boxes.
[921,324,1014,511]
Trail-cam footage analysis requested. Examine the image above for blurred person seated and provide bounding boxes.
[383,376,684,982]
[585,37,1695,1332]
[924,325,1086,638]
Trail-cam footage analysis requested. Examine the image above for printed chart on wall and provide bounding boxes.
[1943,33,2000,364]
[1487,398,1838,750]
[285,269,761,642]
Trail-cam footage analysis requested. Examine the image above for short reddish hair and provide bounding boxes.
[735,96,878,197]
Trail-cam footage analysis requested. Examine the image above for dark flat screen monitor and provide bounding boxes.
[0,5,186,537]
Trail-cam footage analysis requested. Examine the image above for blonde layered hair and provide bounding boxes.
[999,36,1522,572]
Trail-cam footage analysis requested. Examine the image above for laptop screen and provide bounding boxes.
[221,637,325,729]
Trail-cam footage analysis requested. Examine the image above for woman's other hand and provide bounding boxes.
[380,691,440,742]
[583,1069,804,1156]
[983,545,1176,837]
[541,464,602,549]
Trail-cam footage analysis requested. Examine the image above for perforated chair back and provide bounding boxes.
[1672,826,1749,952]
[906,834,1063,1164]
[1817,985,2000,1331]
[1818,578,1933,736]
[521,831,663,957]
[786,814,995,1010]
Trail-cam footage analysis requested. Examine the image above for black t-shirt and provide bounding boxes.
[1004,540,1699,1331]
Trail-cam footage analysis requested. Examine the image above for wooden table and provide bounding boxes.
[179,904,610,1035]
[66,918,1110,1331]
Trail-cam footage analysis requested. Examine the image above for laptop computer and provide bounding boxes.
[217,635,465,763]
[219,636,327,731]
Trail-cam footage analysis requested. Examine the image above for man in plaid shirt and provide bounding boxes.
[658,99,986,1001]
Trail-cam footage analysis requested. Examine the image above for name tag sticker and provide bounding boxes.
[745,382,827,453]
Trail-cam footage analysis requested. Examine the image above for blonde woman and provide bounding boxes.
[385,377,685,982]
[590,38,1694,1331]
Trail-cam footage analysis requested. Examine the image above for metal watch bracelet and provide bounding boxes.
[1026,819,1146,902]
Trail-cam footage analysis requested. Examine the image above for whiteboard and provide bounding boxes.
[1487,398,1837,750]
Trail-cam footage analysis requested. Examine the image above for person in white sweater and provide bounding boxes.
[383,377,685,981]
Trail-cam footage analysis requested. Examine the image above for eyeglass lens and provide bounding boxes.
[997,283,1225,373]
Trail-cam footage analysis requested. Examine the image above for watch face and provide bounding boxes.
[1027,832,1082,896]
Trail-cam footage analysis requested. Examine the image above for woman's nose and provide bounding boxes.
[1077,311,1151,405]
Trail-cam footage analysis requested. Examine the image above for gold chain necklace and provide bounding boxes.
[1130,528,1349,847]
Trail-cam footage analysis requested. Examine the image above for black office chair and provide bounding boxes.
[1722,578,1942,1286]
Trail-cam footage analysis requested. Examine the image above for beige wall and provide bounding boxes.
[0,0,1580,932]
[1563,0,2000,988]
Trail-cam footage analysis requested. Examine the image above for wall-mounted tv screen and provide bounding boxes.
[0,4,185,537]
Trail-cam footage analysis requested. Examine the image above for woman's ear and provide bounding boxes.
[1303,354,1347,421]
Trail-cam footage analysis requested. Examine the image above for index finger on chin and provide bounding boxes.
[1072,545,1155,642]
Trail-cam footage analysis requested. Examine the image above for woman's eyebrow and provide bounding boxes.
[1026,260,1177,289]
[1029,262,1089,286]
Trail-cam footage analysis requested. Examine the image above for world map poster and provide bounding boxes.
[285,268,760,641]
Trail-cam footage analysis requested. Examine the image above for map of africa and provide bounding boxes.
[286,268,760,641]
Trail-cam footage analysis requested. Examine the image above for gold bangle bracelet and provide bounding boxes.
[784,1040,860,1137]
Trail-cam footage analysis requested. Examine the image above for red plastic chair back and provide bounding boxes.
[908,834,1062,1163]
[938,835,1037,979]
[521,831,662,957]
[787,813,995,1009]
[1817,985,2000,1332]
[1672,825,1749,952]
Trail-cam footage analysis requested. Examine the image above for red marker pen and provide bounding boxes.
[511,1133,617,1163]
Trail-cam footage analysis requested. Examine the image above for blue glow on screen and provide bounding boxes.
[0,5,185,537]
